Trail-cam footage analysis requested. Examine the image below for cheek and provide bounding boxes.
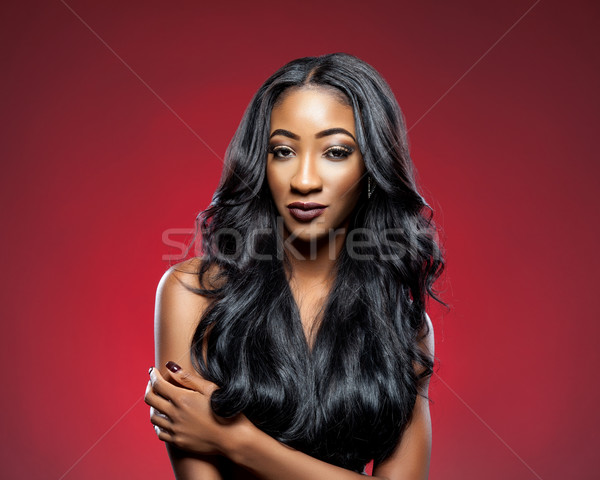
[266,164,285,201]
[326,164,364,198]
[332,170,365,213]
[266,164,276,189]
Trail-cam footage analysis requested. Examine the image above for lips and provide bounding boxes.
[287,202,327,222]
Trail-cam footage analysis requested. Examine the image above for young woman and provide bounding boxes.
[145,52,445,479]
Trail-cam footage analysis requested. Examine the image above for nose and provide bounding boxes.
[290,152,322,194]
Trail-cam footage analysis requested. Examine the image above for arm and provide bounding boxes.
[148,366,387,480]
[152,259,225,480]
[146,312,436,480]
[372,312,435,480]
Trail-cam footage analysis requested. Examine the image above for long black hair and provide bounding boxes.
[185,52,446,473]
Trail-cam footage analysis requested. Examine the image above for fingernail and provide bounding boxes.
[166,361,181,373]
[148,367,153,376]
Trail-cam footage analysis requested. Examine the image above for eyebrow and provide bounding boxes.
[269,128,357,143]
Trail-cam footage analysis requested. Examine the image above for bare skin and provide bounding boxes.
[145,87,435,479]
[267,86,365,348]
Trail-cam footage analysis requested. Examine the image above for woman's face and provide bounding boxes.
[267,86,366,244]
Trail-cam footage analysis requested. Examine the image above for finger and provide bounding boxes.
[165,361,218,396]
[153,424,175,443]
[150,406,173,431]
[144,380,173,414]
[149,367,179,402]
[150,405,171,422]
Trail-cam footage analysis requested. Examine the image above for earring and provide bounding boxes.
[368,175,375,199]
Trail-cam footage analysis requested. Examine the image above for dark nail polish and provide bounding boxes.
[166,361,181,373]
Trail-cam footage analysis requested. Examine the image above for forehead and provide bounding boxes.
[270,86,356,133]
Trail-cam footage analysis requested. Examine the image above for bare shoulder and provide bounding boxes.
[413,312,435,388]
[420,312,435,357]
[156,259,203,315]
[156,258,223,310]
[154,258,222,368]
[157,257,208,291]
[158,257,200,288]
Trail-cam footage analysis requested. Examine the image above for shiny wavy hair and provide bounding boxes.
[185,52,446,473]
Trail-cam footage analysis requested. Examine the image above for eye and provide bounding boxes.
[324,145,354,159]
[268,145,295,159]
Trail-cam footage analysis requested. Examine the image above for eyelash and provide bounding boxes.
[267,145,354,159]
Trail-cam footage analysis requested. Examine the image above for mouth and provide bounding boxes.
[287,202,327,222]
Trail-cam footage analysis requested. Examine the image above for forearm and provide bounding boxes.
[166,443,225,480]
[224,423,388,480]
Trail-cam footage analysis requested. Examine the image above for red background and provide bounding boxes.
[1,0,598,478]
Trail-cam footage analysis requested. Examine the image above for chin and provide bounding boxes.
[287,226,325,241]
[283,223,332,243]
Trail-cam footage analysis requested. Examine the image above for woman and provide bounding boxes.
[145,52,445,479]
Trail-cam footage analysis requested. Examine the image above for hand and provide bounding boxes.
[144,362,251,456]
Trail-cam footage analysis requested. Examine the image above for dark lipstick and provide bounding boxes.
[287,202,327,222]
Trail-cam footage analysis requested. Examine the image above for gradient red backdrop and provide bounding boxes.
[1,0,598,478]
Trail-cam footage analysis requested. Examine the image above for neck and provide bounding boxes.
[283,228,347,289]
